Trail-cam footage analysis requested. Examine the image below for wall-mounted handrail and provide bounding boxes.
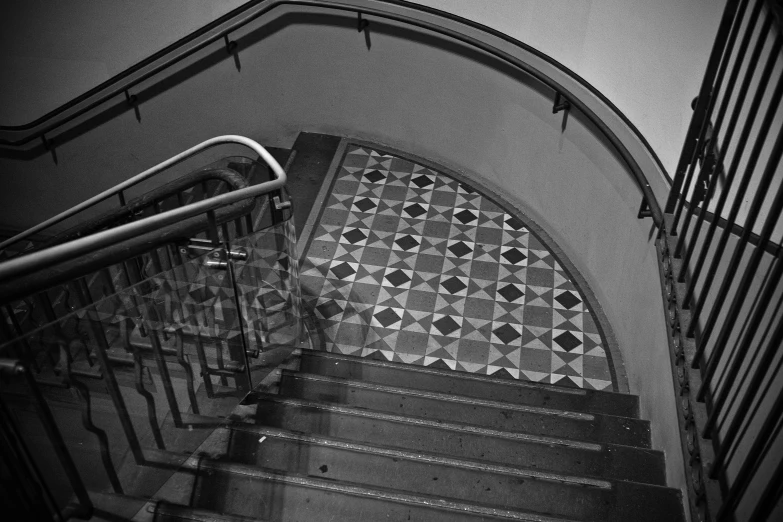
[0,0,665,226]
[0,135,285,283]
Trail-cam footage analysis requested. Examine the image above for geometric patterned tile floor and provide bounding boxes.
[300,144,617,391]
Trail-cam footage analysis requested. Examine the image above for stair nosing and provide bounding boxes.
[249,392,604,451]
[302,350,622,398]
[184,456,583,522]
[283,371,596,420]
[228,423,613,489]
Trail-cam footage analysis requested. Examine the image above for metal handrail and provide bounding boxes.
[0,0,664,226]
[0,135,286,282]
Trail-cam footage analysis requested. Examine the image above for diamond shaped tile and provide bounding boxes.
[498,283,525,303]
[385,269,412,288]
[374,307,402,328]
[404,203,428,218]
[493,323,521,343]
[354,197,377,212]
[454,209,478,224]
[432,315,461,335]
[553,331,581,352]
[555,290,582,310]
[331,261,356,280]
[501,247,527,265]
[441,276,468,295]
[364,170,385,183]
[343,228,367,245]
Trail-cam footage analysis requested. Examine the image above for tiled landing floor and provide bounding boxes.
[299,144,615,391]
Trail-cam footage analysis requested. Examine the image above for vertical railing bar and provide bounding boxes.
[5,305,40,373]
[117,315,165,450]
[746,455,783,522]
[215,339,229,387]
[715,379,783,520]
[65,370,124,494]
[684,28,782,299]
[226,252,253,389]
[193,333,215,398]
[207,210,220,245]
[17,365,94,516]
[72,279,145,464]
[665,0,745,213]
[679,5,770,297]
[0,393,67,521]
[221,222,231,244]
[234,217,243,239]
[693,121,783,372]
[672,0,753,257]
[710,281,783,471]
[705,234,782,419]
[144,310,183,427]
[697,187,783,404]
[124,259,183,427]
[100,267,116,297]
[174,330,200,415]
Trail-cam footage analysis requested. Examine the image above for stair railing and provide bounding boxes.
[0,136,306,521]
[0,135,285,283]
[657,1,783,521]
[0,0,664,228]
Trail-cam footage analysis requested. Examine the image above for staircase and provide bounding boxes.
[143,349,685,522]
[0,133,686,521]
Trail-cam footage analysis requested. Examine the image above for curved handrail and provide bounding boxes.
[0,135,286,282]
[0,0,664,225]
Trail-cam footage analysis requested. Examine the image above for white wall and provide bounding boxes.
[0,0,246,125]
[408,0,726,177]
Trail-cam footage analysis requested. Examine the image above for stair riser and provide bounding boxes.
[246,398,666,485]
[298,353,639,417]
[225,429,683,522]
[280,374,651,448]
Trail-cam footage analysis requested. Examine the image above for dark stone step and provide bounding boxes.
[151,500,268,522]
[298,350,640,418]
[221,425,684,522]
[239,391,666,486]
[186,455,578,522]
[279,371,651,448]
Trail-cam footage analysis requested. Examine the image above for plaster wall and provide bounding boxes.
[1,0,725,180]
[0,8,687,494]
[0,0,246,125]
[408,0,725,178]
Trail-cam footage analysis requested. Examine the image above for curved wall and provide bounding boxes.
[408,0,726,178]
[0,4,685,494]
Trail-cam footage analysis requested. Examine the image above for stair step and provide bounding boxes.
[280,371,651,448]
[239,392,667,485]
[298,351,639,417]
[184,456,582,521]
[149,500,267,522]
[222,425,684,522]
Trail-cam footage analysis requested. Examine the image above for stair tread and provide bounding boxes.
[220,424,684,522]
[150,500,267,522]
[280,371,651,448]
[239,391,667,485]
[185,455,586,522]
[298,350,640,417]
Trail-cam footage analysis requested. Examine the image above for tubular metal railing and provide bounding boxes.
[0,0,665,227]
[659,1,783,521]
[0,137,307,521]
